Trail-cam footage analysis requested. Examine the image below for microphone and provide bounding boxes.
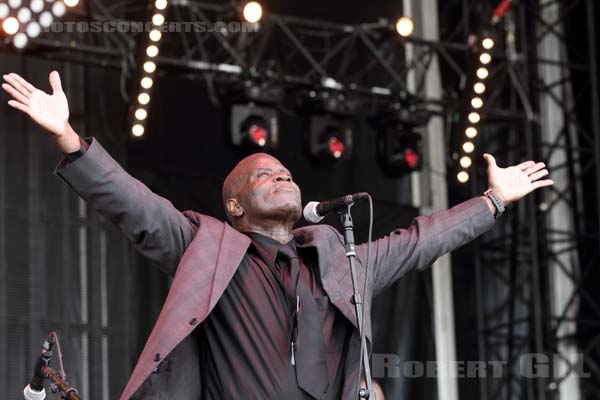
[23,333,54,400]
[303,193,369,223]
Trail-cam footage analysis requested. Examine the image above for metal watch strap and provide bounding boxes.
[484,189,505,218]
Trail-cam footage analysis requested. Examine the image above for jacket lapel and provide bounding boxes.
[121,216,250,400]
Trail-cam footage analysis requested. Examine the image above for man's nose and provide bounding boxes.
[274,174,291,182]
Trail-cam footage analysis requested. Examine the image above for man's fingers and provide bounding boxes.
[7,99,31,115]
[2,83,30,105]
[524,162,545,176]
[530,169,549,182]
[9,73,36,94]
[518,160,535,170]
[3,74,31,99]
[532,179,554,189]
[49,71,63,94]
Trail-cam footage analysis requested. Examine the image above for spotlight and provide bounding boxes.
[460,156,472,168]
[26,21,40,37]
[39,11,53,27]
[476,67,489,79]
[471,97,483,109]
[29,0,43,13]
[374,118,423,175]
[135,108,148,121]
[468,112,480,123]
[64,0,80,7]
[395,16,414,37]
[230,104,278,151]
[465,127,478,138]
[3,17,20,35]
[0,4,8,19]
[146,45,159,57]
[9,0,23,9]
[138,93,150,105]
[13,32,28,49]
[141,77,153,89]
[309,115,353,162]
[52,2,66,18]
[143,61,156,73]
[482,38,494,50]
[152,13,165,26]
[17,8,31,24]
[149,29,162,41]
[474,82,486,94]
[462,141,475,153]
[243,2,263,23]
[457,171,470,183]
[480,53,492,65]
[132,124,145,137]
[155,0,168,10]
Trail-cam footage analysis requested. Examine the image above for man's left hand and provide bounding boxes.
[484,153,554,206]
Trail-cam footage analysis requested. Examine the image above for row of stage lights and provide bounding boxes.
[130,1,416,137]
[0,0,79,49]
[457,36,495,184]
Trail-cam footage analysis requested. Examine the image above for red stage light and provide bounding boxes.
[405,148,420,168]
[328,137,344,159]
[249,124,268,147]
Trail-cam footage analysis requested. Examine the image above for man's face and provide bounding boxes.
[233,154,302,224]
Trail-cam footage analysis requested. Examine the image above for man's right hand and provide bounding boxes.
[2,71,80,153]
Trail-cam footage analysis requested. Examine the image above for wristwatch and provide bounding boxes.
[483,189,505,218]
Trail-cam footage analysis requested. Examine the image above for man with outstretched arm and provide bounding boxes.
[2,71,553,399]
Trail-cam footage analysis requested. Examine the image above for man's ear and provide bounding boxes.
[226,198,244,218]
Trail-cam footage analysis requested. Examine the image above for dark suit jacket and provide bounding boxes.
[55,138,495,399]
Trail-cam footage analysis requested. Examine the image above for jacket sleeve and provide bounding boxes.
[356,197,495,296]
[54,137,199,275]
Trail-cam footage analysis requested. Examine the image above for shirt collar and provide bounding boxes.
[245,231,297,265]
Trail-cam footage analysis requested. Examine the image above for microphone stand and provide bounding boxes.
[42,367,81,400]
[341,205,375,399]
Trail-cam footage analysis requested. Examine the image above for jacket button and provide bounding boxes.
[154,353,161,362]
[189,317,198,325]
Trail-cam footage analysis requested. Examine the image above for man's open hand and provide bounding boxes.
[2,71,69,138]
[484,153,554,205]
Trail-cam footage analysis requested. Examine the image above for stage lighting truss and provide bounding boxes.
[0,0,77,49]
[130,0,170,138]
[456,34,494,183]
[230,103,279,152]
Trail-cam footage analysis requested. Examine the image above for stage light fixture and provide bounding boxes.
[457,171,469,183]
[480,53,492,65]
[460,156,472,168]
[309,115,353,162]
[231,104,278,151]
[0,4,9,19]
[396,16,414,37]
[135,108,148,121]
[17,8,31,23]
[482,38,494,50]
[474,82,486,94]
[39,11,53,27]
[132,124,145,137]
[471,97,483,109]
[462,141,475,153]
[13,32,28,48]
[52,2,66,18]
[143,61,156,73]
[141,77,153,89]
[3,17,20,35]
[373,118,423,175]
[9,0,23,9]
[476,67,489,79]
[152,13,164,26]
[138,93,150,105]
[146,45,159,57]
[149,29,161,41]
[468,112,480,123]
[465,127,478,138]
[29,0,43,13]
[243,2,262,23]
[155,0,168,10]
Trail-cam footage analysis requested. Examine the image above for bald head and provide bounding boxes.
[222,153,301,227]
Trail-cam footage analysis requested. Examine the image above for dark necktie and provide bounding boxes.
[278,245,329,399]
